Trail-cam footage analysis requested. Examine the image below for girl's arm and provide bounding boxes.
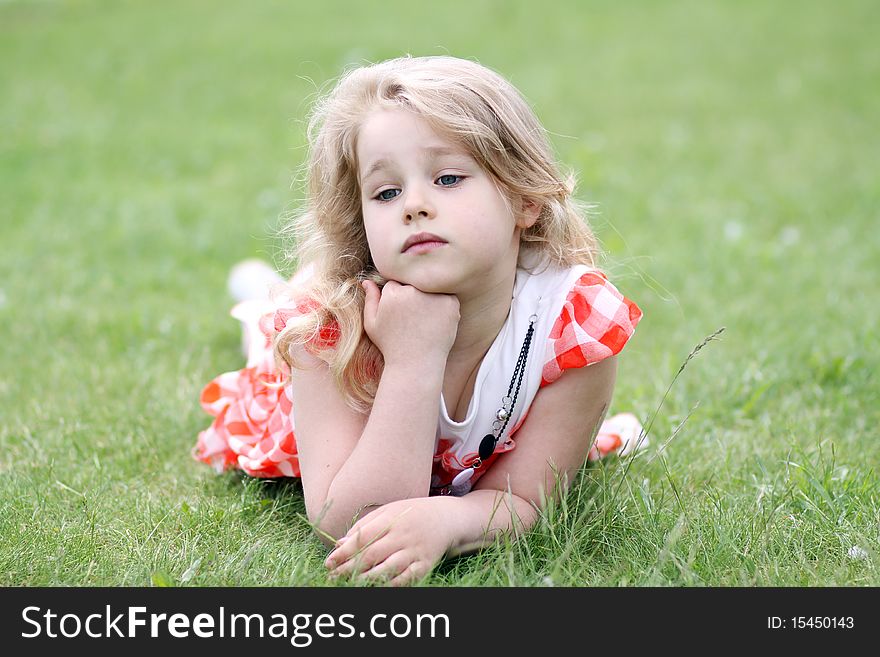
[291,280,460,544]
[291,346,447,543]
[326,355,618,584]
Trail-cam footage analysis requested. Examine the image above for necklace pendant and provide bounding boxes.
[451,468,474,487]
[478,433,497,460]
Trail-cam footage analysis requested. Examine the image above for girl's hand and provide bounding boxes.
[362,280,460,367]
[324,497,454,586]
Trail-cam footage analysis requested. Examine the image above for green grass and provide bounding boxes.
[1,0,878,586]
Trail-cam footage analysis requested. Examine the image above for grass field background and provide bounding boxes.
[2,0,878,585]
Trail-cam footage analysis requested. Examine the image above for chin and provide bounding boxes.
[410,281,454,294]
[392,270,459,295]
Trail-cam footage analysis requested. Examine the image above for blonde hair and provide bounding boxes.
[276,55,600,413]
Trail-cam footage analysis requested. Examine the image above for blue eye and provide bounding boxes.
[376,189,400,201]
[373,175,461,202]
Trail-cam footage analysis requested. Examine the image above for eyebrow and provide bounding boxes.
[360,146,470,184]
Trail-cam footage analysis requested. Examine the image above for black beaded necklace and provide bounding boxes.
[473,312,537,467]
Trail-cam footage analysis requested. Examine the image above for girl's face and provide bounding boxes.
[357,108,532,296]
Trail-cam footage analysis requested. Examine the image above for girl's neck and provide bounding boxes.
[447,265,517,366]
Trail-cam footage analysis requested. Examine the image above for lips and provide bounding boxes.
[401,232,448,253]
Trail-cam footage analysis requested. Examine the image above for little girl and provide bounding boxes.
[194,55,644,586]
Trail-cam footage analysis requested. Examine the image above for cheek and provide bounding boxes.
[466,207,516,251]
[363,220,394,272]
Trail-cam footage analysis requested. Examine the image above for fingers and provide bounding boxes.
[325,519,396,575]
[351,549,411,583]
[331,550,432,587]
[324,527,366,570]
[362,279,401,327]
[325,506,418,577]
[327,536,395,578]
[321,501,441,586]
[389,561,432,587]
[362,280,378,328]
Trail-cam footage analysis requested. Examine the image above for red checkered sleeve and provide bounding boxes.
[540,271,642,387]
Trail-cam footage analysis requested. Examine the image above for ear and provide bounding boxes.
[516,196,542,229]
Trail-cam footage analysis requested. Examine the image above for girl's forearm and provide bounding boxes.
[322,356,446,535]
[444,488,539,557]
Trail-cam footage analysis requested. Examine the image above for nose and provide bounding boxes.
[405,208,430,223]
[402,184,435,224]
